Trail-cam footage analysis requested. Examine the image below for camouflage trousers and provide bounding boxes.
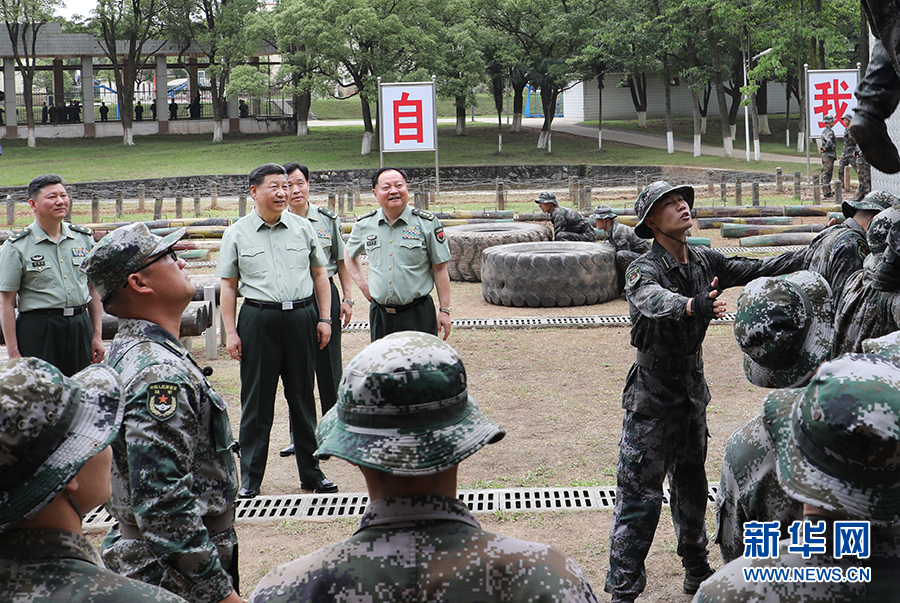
[821,155,836,198]
[605,409,711,600]
[855,161,872,201]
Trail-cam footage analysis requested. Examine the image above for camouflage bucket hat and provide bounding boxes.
[591,204,618,220]
[867,203,900,254]
[633,180,695,239]
[767,353,900,525]
[842,189,898,219]
[81,222,185,300]
[533,191,558,206]
[315,331,506,475]
[863,330,900,362]
[734,270,833,389]
[0,358,124,532]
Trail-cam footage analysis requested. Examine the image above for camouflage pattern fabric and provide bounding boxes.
[839,126,859,178]
[0,529,186,603]
[855,155,872,200]
[865,203,900,254]
[714,392,804,564]
[799,218,869,303]
[591,203,619,220]
[863,329,900,360]
[315,331,505,475]
[633,181,695,239]
[842,188,898,218]
[249,494,598,603]
[0,358,123,531]
[607,220,652,256]
[694,518,900,602]
[605,409,710,600]
[100,319,239,603]
[833,255,900,355]
[733,271,833,389]
[550,205,596,241]
[821,154,836,198]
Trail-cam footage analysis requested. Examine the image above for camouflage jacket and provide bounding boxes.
[0,529,186,603]
[101,319,239,603]
[551,205,595,239]
[833,257,900,355]
[840,128,859,163]
[714,401,803,564]
[820,125,837,157]
[694,517,900,602]
[249,494,599,603]
[605,221,652,255]
[802,218,869,303]
[623,242,799,416]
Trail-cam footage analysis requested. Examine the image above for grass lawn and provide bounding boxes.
[0,121,801,187]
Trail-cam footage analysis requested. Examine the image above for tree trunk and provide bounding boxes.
[537,129,550,149]
[362,131,373,155]
[123,126,134,146]
[757,79,770,134]
[296,91,311,136]
[360,95,374,155]
[510,81,525,132]
[27,127,36,148]
[455,98,467,136]
[597,72,604,150]
[705,8,733,157]
[663,59,673,154]
[213,119,223,142]
[536,87,559,150]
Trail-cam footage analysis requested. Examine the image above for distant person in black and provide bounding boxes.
[169,99,178,120]
[41,102,48,123]
[239,99,249,118]
[150,102,157,120]
[190,93,201,119]
[99,102,109,122]
[134,101,144,121]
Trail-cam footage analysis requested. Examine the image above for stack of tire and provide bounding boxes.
[480,241,619,307]
[445,223,552,282]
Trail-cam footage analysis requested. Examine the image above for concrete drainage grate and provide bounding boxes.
[83,485,719,529]
[345,313,735,332]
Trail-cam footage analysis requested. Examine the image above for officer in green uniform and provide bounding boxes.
[217,163,337,498]
[0,174,104,376]
[344,167,452,342]
[81,223,242,603]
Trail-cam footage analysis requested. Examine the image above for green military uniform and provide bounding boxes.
[345,204,451,341]
[306,203,344,413]
[100,319,239,603]
[0,221,95,376]
[216,209,329,491]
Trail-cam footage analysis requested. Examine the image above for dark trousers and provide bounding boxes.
[605,409,710,599]
[369,295,437,342]
[16,311,92,377]
[314,280,342,414]
[237,302,324,490]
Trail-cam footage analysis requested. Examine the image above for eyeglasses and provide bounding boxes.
[123,248,178,288]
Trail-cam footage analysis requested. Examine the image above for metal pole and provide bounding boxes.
[744,52,751,161]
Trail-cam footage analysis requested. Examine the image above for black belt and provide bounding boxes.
[377,296,429,314]
[244,296,314,311]
[635,350,701,371]
[118,507,235,540]
[22,304,88,317]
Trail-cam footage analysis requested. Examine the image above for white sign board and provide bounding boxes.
[379,81,437,152]
[807,69,858,138]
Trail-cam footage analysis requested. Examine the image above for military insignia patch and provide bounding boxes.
[435,225,445,243]
[315,228,331,239]
[147,382,179,421]
[402,226,422,239]
[366,235,378,249]
[857,239,868,261]
[30,254,46,269]
[625,265,642,289]
[71,247,89,257]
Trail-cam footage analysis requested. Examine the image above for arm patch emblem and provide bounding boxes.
[435,225,445,244]
[625,265,642,290]
[147,382,180,421]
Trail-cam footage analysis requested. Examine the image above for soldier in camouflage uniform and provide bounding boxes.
[81,223,242,603]
[536,191,596,241]
[592,204,651,292]
[818,114,837,198]
[249,331,599,603]
[715,271,833,563]
[606,181,801,603]
[848,0,900,174]
[838,115,873,201]
[834,200,900,355]
[694,353,900,602]
[0,356,186,603]
[795,191,895,303]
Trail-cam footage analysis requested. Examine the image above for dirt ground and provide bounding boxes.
[78,200,823,602]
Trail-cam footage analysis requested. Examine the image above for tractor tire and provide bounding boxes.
[481,241,619,307]
[445,223,552,282]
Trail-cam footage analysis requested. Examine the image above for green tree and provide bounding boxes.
[1,0,60,147]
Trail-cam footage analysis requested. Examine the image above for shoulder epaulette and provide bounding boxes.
[8,227,31,243]
[357,209,377,220]
[318,206,337,219]
[411,208,434,220]
[69,223,93,235]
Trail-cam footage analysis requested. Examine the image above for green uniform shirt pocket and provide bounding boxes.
[284,242,311,270]
[238,246,266,276]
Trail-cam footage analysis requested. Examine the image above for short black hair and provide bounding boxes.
[249,163,287,188]
[28,174,65,200]
[371,167,408,189]
[283,163,310,181]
